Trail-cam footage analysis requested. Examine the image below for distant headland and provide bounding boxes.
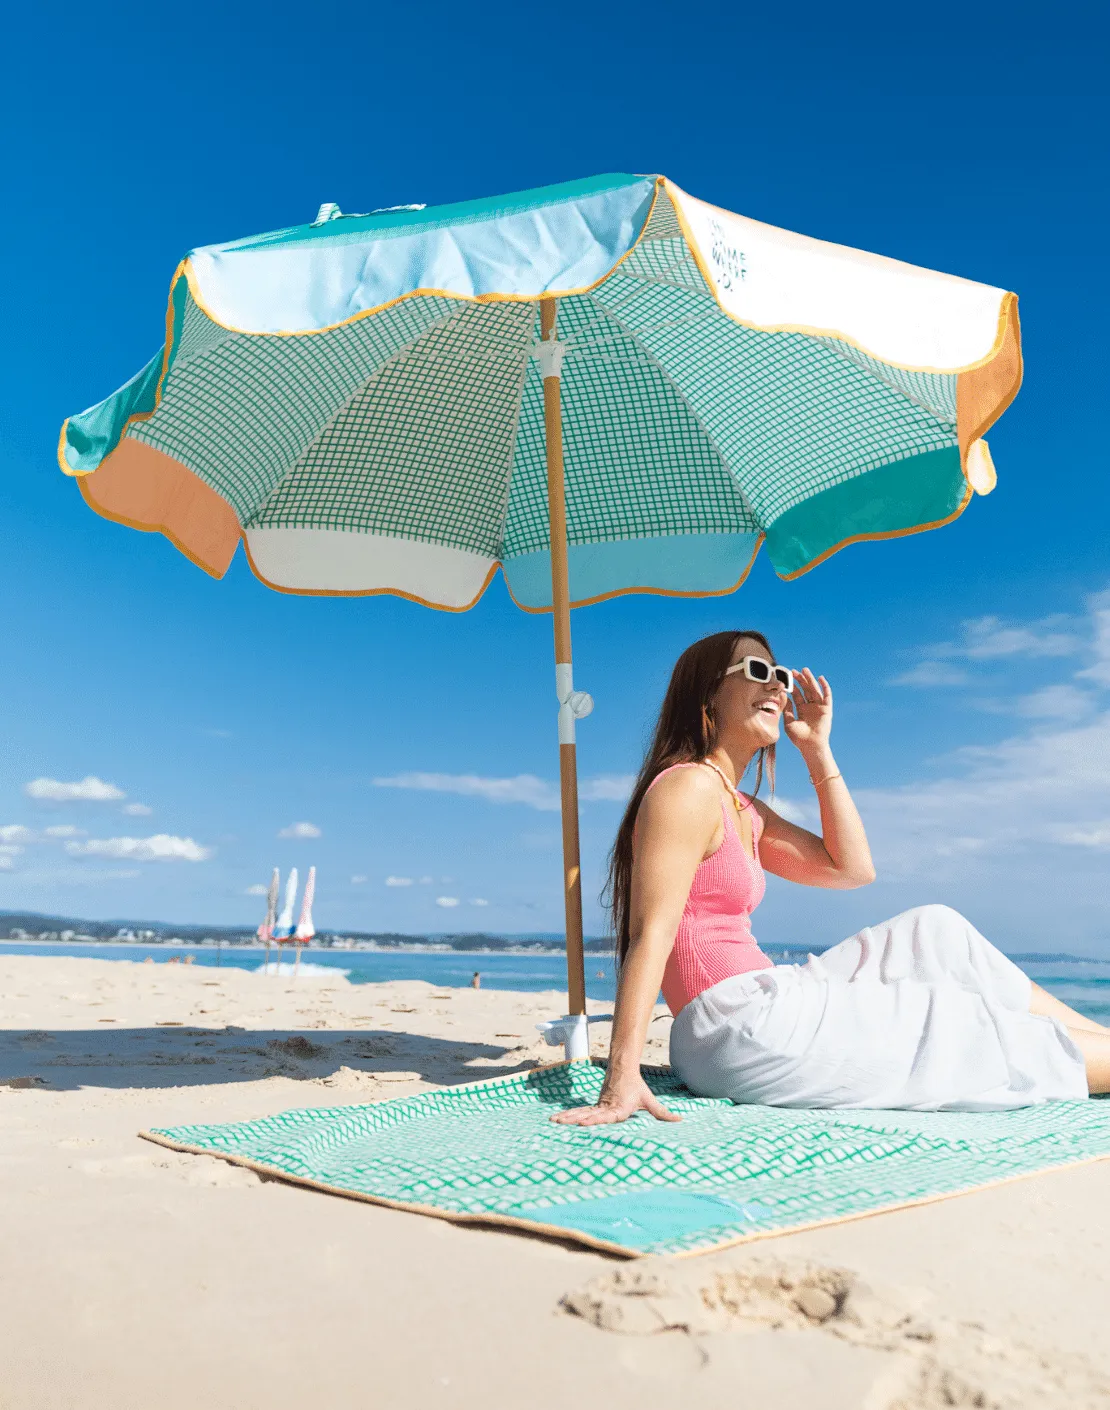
[0,909,1094,966]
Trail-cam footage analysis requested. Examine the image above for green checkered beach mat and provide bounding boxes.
[142,1061,1110,1258]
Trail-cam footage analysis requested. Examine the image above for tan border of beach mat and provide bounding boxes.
[138,1060,1110,1259]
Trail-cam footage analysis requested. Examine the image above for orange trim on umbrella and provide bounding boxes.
[664,180,1020,377]
[239,534,502,612]
[179,181,666,339]
[503,535,765,614]
[77,439,241,579]
[58,261,188,479]
[956,294,1023,462]
[775,484,975,582]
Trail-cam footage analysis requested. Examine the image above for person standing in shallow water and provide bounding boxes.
[554,630,1110,1126]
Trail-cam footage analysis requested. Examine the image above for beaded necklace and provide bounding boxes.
[699,758,756,858]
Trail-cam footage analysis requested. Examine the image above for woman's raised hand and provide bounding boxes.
[550,1070,681,1126]
[784,667,833,752]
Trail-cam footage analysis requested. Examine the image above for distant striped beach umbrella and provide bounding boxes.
[293,865,316,979]
[58,174,1022,1050]
[257,865,279,971]
[272,868,298,943]
[294,867,316,944]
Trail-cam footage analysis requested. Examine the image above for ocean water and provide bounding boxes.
[1,940,1109,1023]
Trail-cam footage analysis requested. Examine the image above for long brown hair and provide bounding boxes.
[605,630,777,964]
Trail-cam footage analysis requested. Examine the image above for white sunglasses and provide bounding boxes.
[725,656,793,692]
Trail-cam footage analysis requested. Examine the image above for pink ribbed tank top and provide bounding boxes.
[641,762,772,1016]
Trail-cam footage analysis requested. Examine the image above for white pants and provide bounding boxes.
[669,905,1088,1111]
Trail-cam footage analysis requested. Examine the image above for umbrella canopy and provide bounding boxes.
[60,173,1019,606]
[59,173,1022,1049]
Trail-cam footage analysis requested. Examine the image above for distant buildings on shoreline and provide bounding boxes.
[1,917,615,956]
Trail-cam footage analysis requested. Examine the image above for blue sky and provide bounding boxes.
[1,2,1108,954]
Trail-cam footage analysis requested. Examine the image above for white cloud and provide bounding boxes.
[65,834,212,863]
[848,588,1110,899]
[856,711,1110,878]
[579,774,636,802]
[385,875,413,887]
[43,825,84,839]
[768,796,813,825]
[0,856,13,871]
[122,803,153,817]
[25,776,125,802]
[1077,589,1110,687]
[469,898,489,907]
[0,844,23,857]
[932,614,1080,661]
[975,685,1093,722]
[0,825,34,843]
[890,661,968,688]
[418,876,433,884]
[435,896,460,908]
[245,883,269,896]
[278,821,322,839]
[374,771,640,811]
[350,875,368,884]
[1012,685,1093,721]
[375,772,560,811]
[68,868,141,882]
[1052,824,1110,850]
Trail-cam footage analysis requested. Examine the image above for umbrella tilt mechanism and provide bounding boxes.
[536,1012,615,1059]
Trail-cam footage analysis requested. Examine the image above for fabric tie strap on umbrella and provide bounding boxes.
[59,172,1019,607]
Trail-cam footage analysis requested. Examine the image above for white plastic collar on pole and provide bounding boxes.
[536,1012,602,1061]
[532,335,566,379]
[555,662,593,745]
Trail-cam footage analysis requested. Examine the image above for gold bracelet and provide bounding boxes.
[810,771,842,788]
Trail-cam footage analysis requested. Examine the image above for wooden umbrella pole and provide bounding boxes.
[540,297,587,1022]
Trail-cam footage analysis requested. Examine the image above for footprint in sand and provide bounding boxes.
[74,1151,259,1188]
[73,1154,163,1178]
[183,1160,260,1188]
[561,1258,1110,1409]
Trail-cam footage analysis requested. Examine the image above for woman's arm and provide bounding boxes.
[753,667,875,890]
[550,767,721,1126]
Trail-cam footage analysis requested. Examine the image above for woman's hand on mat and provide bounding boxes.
[784,667,833,752]
[550,1071,681,1126]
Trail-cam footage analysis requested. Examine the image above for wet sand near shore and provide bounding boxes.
[2,955,1108,1410]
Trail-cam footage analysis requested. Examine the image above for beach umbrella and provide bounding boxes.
[272,867,298,943]
[58,174,1022,1055]
[256,865,279,971]
[293,865,317,979]
[295,866,317,944]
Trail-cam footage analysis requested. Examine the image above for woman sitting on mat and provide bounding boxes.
[554,630,1110,1125]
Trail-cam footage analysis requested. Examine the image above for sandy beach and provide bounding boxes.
[2,953,1109,1410]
